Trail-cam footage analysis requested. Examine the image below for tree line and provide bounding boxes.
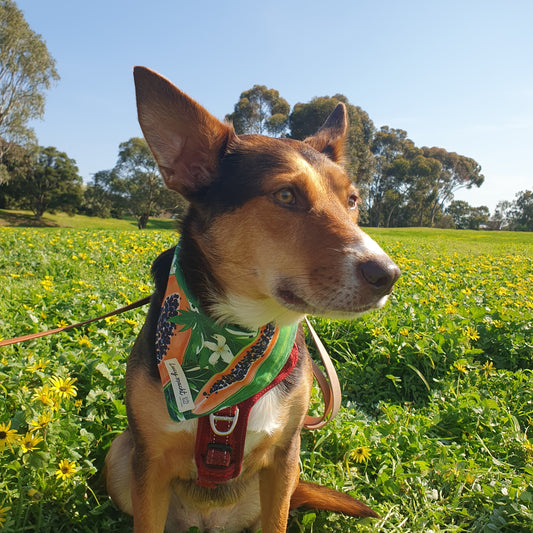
[0,0,531,231]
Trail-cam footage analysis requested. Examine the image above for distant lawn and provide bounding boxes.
[0,209,177,230]
[365,225,533,251]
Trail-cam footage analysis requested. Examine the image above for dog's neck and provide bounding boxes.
[177,230,224,315]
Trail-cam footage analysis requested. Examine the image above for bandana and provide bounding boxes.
[156,245,298,422]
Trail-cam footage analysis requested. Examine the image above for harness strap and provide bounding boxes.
[195,343,299,488]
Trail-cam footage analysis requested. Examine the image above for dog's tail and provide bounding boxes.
[290,480,379,518]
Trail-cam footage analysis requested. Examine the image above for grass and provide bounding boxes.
[0,215,532,532]
[0,209,177,231]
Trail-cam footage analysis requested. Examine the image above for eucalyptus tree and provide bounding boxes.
[226,85,290,137]
[0,0,59,183]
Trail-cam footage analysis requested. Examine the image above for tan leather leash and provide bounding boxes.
[0,302,341,429]
[303,316,342,430]
[0,296,152,347]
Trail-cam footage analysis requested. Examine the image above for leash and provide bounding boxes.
[303,317,341,430]
[0,296,152,347]
[0,298,340,429]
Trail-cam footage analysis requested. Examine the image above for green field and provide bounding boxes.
[0,219,532,532]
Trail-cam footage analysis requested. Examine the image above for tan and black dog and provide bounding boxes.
[105,67,400,532]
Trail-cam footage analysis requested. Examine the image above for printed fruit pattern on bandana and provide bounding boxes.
[156,249,297,422]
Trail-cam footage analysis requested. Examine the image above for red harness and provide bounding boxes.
[195,343,299,488]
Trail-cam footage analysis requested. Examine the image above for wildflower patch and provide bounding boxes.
[0,227,531,531]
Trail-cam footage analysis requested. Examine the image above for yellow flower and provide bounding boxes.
[399,327,410,337]
[26,359,49,373]
[0,504,10,527]
[20,432,44,453]
[55,459,77,480]
[0,421,20,452]
[463,326,480,341]
[32,384,54,406]
[41,277,54,291]
[524,439,533,461]
[350,446,371,463]
[482,361,494,378]
[78,336,92,348]
[445,303,458,315]
[137,283,151,293]
[49,375,77,400]
[454,361,468,374]
[29,412,53,432]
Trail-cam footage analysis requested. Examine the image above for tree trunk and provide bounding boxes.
[138,213,149,229]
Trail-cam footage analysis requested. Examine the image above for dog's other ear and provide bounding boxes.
[133,66,233,198]
[304,103,348,163]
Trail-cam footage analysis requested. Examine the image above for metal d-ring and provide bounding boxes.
[209,408,240,436]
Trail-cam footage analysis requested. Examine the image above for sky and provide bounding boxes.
[15,0,533,214]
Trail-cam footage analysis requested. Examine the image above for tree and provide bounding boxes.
[226,85,290,136]
[367,127,485,228]
[289,95,375,191]
[421,147,484,225]
[113,137,183,228]
[511,190,533,232]
[368,127,413,227]
[400,152,442,226]
[490,200,514,230]
[4,146,82,219]
[83,169,125,218]
[468,205,490,229]
[446,200,489,230]
[0,138,32,207]
[0,0,59,183]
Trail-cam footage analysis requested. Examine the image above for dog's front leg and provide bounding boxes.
[259,434,301,533]
[130,452,171,533]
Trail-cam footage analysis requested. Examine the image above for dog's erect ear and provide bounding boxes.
[133,66,232,197]
[304,103,348,163]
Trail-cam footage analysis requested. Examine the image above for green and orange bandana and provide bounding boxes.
[156,245,298,422]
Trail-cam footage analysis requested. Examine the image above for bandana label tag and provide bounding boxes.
[164,358,194,412]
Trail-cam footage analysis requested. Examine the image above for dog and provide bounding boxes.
[104,66,401,533]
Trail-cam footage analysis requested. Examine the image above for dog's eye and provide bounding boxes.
[274,188,296,205]
[348,194,358,210]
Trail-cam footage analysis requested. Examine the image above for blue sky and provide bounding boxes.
[16,0,533,213]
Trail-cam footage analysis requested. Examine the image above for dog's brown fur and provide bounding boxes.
[105,67,400,532]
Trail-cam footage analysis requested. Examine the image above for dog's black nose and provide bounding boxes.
[359,259,401,296]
